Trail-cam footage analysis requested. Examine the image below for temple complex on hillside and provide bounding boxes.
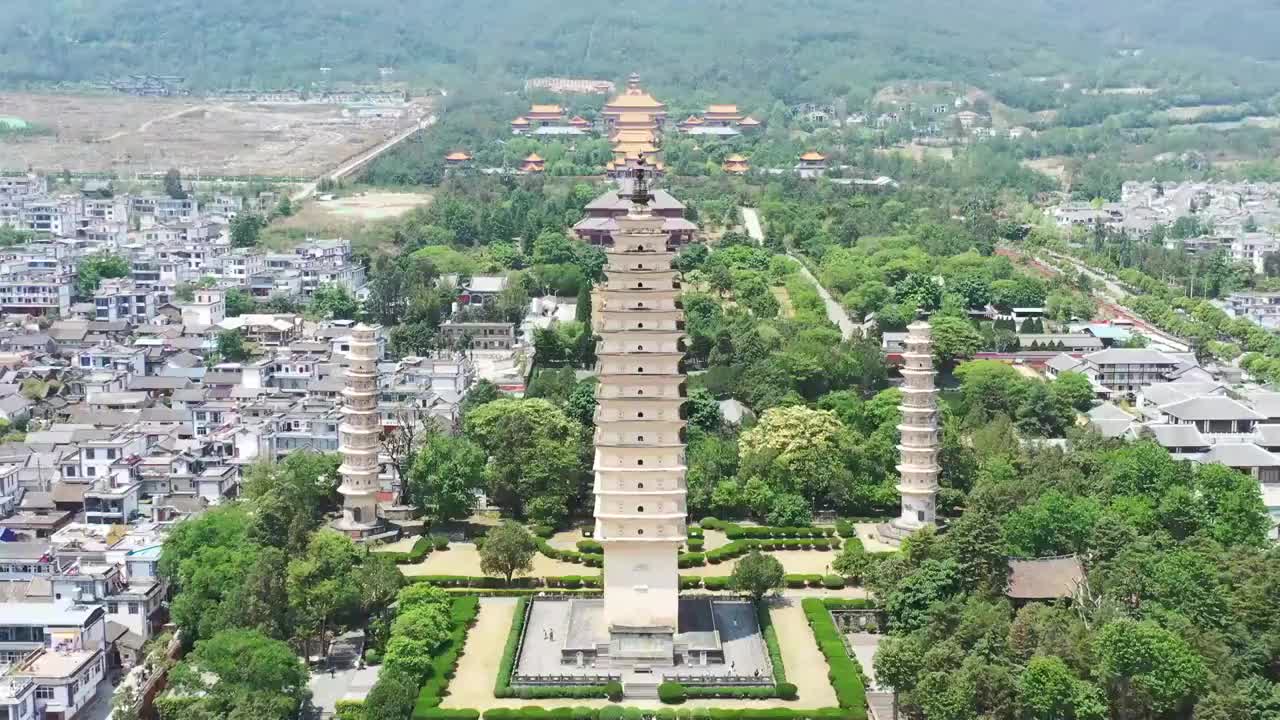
[678,104,761,137]
[722,154,750,175]
[796,150,828,179]
[520,154,546,174]
[602,73,668,129]
[444,151,472,170]
[574,180,694,248]
[508,163,772,697]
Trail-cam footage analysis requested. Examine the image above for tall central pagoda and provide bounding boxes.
[592,161,688,663]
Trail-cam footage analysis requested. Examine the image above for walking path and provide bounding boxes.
[740,207,857,340]
[443,597,841,710]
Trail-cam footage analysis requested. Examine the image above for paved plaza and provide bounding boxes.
[443,597,840,710]
[515,598,770,679]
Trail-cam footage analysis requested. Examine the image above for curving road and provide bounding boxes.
[740,207,857,340]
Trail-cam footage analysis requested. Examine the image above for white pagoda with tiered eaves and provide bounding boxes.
[333,324,386,541]
[892,317,941,533]
[592,163,688,664]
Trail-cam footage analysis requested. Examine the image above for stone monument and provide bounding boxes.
[879,315,940,545]
[332,324,387,541]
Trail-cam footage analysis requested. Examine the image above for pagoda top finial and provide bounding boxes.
[627,72,642,91]
[630,155,653,208]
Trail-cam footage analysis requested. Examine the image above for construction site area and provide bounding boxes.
[0,92,432,179]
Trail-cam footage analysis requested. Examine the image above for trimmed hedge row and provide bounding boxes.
[699,519,835,540]
[478,706,851,720]
[757,603,787,684]
[412,597,481,712]
[538,539,604,567]
[473,702,849,712]
[705,538,840,565]
[686,687,787,701]
[382,536,434,565]
[494,597,530,698]
[405,575,602,589]
[801,599,867,719]
[415,711,481,720]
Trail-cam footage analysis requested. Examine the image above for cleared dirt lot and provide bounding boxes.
[0,93,429,178]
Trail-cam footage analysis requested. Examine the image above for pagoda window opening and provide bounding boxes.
[638,367,644,373]
[637,528,644,535]
[637,482,644,489]
[638,322,645,328]
[637,411,645,418]
[637,506,645,513]
[637,345,644,351]
[637,435,645,442]
[637,459,644,466]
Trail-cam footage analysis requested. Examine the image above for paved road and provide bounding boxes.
[1037,249,1190,352]
[291,113,437,202]
[740,207,857,340]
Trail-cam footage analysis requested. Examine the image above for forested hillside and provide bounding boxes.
[4,0,1279,103]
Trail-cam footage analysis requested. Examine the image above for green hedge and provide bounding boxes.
[576,539,603,554]
[382,535,434,565]
[704,538,839,565]
[412,597,481,713]
[405,575,602,590]
[679,552,706,568]
[684,687,780,700]
[703,577,729,591]
[687,526,705,539]
[538,539,604,567]
[756,602,787,684]
[801,599,867,719]
[494,597,530,698]
[482,707,850,720]
[659,682,687,704]
[680,575,704,590]
[415,710,481,720]
[821,575,845,590]
[336,699,365,720]
[698,519,835,540]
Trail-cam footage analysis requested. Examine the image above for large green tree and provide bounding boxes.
[406,434,486,524]
[464,398,586,525]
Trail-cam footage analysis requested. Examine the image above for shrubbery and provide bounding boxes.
[409,598,480,714]
[703,577,729,591]
[493,597,529,698]
[658,682,687,704]
[383,536,434,565]
[605,682,624,702]
[802,599,867,718]
[757,602,787,684]
[821,575,845,589]
[699,519,835,539]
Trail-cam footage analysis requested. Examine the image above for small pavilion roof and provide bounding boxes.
[739,116,761,126]
[510,116,530,125]
[444,151,471,161]
[799,151,827,161]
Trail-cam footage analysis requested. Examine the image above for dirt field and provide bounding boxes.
[305,189,435,220]
[875,142,954,162]
[0,93,429,177]
[1022,156,1070,181]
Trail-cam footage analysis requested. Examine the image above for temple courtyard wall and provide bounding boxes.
[443,598,840,711]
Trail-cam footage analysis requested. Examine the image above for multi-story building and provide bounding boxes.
[0,270,72,316]
[93,280,156,324]
[178,288,226,327]
[130,195,198,223]
[592,178,687,656]
[573,183,695,248]
[441,320,517,350]
[3,603,109,719]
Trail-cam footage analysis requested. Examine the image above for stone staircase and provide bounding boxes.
[623,673,661,699]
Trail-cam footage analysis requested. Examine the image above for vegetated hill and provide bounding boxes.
[2,0,1278,104]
